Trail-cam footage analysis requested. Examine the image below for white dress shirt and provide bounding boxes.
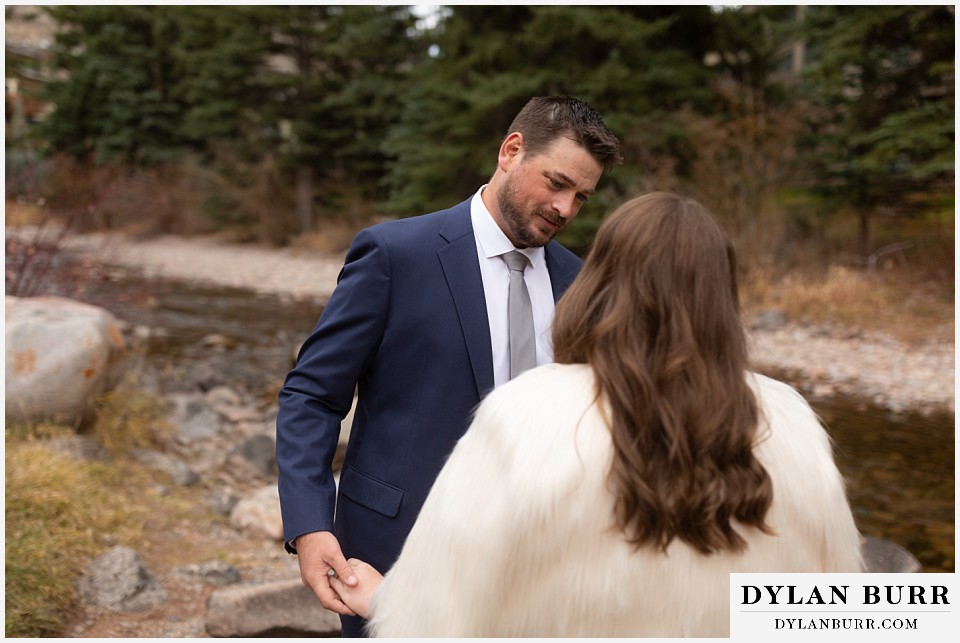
[470,186,556,388]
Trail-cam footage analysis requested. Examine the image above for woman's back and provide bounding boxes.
[368,363,862,637]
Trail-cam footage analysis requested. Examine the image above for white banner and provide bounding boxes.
[731,573,957,641]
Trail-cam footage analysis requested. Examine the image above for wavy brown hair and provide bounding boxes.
[552,192,773,554]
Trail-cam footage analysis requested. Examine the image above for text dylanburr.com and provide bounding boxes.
[730,573,957,640]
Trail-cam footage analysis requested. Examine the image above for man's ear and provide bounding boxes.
[497,132,524,172]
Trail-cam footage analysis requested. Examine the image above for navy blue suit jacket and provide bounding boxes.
[276,197,583,574]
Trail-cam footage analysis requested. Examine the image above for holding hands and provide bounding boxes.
[294,530,382,619]
[329,559,384,619]
[295,531,359,615]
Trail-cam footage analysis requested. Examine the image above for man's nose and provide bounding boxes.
[552,193,578,220]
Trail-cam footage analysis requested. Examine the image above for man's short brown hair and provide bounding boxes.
[507,96,623,172]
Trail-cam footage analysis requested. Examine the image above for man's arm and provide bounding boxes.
[275,227,392,550]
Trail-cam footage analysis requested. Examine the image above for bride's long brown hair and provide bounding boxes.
[552,192,773,554]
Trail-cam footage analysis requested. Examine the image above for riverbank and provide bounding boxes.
[46,230,953,416]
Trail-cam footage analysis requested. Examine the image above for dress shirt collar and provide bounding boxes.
[470,186,545,269]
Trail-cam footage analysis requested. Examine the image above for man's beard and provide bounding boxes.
[496,179,561,249]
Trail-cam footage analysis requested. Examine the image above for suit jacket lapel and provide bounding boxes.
[437,203,495,398]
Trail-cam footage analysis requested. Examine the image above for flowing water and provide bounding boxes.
[813,395,954,573]
[18,257,955,573]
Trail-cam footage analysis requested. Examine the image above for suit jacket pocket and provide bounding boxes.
[339,465,404,518]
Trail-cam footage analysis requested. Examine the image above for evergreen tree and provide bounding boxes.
[256,5,420,232]
[40,6,183,164]
[39,6,269,165]
[171,6,271,158]
[800,5,954,251]
[381,5,718,250]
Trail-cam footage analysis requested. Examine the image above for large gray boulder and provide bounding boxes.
[5,296,126,427]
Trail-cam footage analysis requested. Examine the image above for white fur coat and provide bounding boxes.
[367,363,862,637]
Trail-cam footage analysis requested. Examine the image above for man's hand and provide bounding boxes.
[295,531,359,615]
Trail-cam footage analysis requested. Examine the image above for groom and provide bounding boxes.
[276,95,621,637]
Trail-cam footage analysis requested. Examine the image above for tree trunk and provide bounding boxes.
[858,208,871,256]
[295,166,314,234]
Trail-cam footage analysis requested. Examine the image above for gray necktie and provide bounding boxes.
[502,250,537,379]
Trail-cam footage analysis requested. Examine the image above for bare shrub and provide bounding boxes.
[93,160,212,236]
[35,155,123,232]
[5,192,88,297]
[175,153,297,246]
[680,76,806,259]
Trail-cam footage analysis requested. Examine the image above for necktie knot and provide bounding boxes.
[502,250,529,273]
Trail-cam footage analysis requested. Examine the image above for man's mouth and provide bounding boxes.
[537,212,563,229]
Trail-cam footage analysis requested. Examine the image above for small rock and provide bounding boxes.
[78,546,168,612]
[168,393,220,442]
[201,334,237,350]
[133,448,199,486]
[228,435,277,478]
[205,489,240,516]
[230,485,284,541]
[205,385,243,407]
[176,560,242,586]
[861,536,922,573]
[190,361,227,392]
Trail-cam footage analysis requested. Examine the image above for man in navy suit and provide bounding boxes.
[276,96,621,636]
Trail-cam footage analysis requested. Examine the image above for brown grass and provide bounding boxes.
[741,263,954,345]
[4,442,148,636]
[3,386,202,637]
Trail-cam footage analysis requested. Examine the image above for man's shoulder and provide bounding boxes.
[364,198,471,241]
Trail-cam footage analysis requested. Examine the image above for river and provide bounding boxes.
[15,257,956,573]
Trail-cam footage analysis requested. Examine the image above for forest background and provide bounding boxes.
[6,5,954,284]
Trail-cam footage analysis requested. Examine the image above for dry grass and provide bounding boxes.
[741,263,954,345]
[4,386,183,637]
[4,199,47,227]
[90,386,173,454]
[4,442,148,636]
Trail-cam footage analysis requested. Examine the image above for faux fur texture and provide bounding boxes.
[367,363,863,637]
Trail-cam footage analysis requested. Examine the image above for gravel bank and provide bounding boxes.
[61,232,954,416]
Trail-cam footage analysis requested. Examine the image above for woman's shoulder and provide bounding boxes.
[480,363,596,416]
[747,371,819,423]
[746,371,834,461]
[470,363,603,449]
